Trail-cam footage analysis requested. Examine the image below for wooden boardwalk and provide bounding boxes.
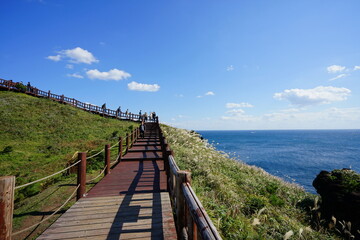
[38,123,177,240]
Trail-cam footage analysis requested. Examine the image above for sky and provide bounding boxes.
[1,0,360,130]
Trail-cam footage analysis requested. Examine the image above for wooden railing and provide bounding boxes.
[0,126,141,239]
[0,78,158,123]
[159,126,222,240]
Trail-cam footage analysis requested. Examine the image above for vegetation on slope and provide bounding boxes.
[0,91,138,239]
[161,125,338,239]
[0,91,137,187]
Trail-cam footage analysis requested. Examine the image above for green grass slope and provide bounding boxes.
[0,91,138,200]
[162,125,338,239]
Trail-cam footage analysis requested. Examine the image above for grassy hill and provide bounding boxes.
[0,90,139,239]
[0,91,138,196]
[161,125,339,239]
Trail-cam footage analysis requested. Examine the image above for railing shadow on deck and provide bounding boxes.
[106,160,164,240]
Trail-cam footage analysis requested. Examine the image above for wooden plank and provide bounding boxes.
[65,202,171,214]
[38,230,175,240]
[48,212,175,228]
[71,198,170,208]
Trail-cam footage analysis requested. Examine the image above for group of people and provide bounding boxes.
[100,104,156,122]
[138,111,157,122]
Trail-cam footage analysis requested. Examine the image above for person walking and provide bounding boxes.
[144,112,148,121]
[101,103,107,116]
[26,82,32,93]
[101,103,106,112]
[140,121,145,138]
[116,106,121,117]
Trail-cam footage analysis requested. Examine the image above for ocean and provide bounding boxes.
[197,130,360,194]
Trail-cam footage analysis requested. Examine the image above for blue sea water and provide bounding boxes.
[197,130,360,194]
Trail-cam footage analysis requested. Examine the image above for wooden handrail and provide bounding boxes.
[161,124,222,240]
[182,182,222,240]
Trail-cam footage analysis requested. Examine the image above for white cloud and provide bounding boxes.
[171,106,360,130]
[197,91,215,98]
[67,73,84,79]
[262,107,360,125]
[327,65,346,73]
[329,73,348,81]
[66,64,74,69]
[354,66,360,71]
[46,55,62,61]
[127,81,160,92]
[175,94,184,98]
[274,86,351,106]
[279,108,302,113]
[217,107,360,130]
[221,114,259,122]
[86,68,131,81]
[227,65,234,71]
[61,47,98,64]
[226,102,254,108]
[226,109,245,116]
[47,47,98,64]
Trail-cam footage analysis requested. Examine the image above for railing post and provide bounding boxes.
[126,133,129,152]
[0,176,15,240]
[162,139,170,177]
[131,131,134,146]
[77,152,86,200]
[118,137,123,160]
[105,144,110,175]
[176,170,191,238]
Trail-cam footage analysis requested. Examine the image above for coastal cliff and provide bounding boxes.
[313,169,360,239]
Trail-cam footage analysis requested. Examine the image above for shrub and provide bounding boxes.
[1,146,13,154]
[15,82,26,92]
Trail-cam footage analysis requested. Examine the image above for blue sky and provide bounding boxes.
[1,0,360,130]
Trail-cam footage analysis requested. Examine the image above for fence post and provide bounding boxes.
[176,171,191,239]
[118,137,123,160]
[8,80,13,90]
[77,152,86,200]
[126,133,129,152]
[162,139,170,176]
[105,144,110,175]
[130,131,134,146]
[0,176,15,240]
